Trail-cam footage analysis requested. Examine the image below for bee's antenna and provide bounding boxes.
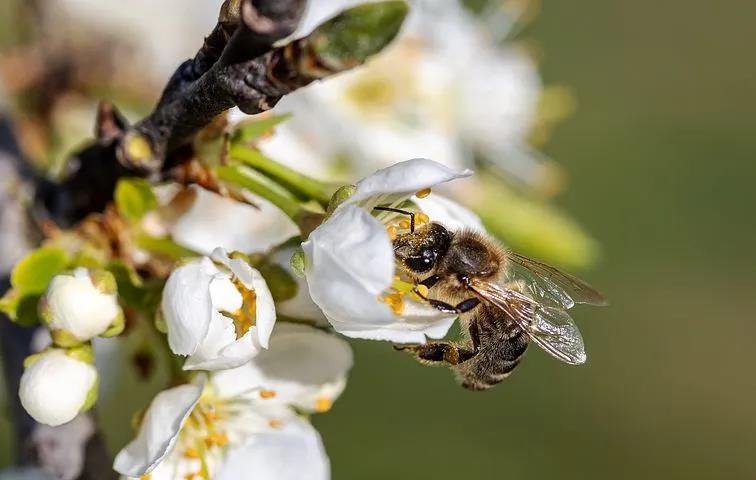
[373,206,415,232]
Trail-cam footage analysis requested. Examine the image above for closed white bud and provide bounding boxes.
[19,349,98,427]
[40,268,123,345]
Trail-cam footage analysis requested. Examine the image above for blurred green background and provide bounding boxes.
[315,1,756,479]
[2,1,755,479]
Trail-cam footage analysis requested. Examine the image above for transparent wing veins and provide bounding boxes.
[506,251,608,308]
[469,279,587,365]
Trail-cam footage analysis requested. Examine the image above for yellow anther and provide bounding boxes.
[399,219,411,230]
[415,188,432,198]
[382,292,405,315]
[140,475,152,480]
[184,447,200,459]
[386,225,398,240]
[230,279,257,338]
[416,213,430,225]
[205,432,229,447]
[260,390,277,399]
[269,420,283,429]
[415,285,430,298]
[315,397,333,413]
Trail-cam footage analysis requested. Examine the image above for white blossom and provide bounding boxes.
[161,248,276,371]
[114,324,349,479]
[260,0,549,189]
[211,323,353,413]
[19,349,98,427]
[40,268,122,344]
[144,185,299,256]
[302,159,481,343]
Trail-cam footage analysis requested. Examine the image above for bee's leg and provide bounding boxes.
[425,297,480,314]
[418,274,440,289]
[396,342,477,365]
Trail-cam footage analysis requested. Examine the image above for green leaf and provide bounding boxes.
[106,261,162,312]
[115,177,157,222]
[231,114,292,144]
[310,1,409,69]
[11,247,70,295]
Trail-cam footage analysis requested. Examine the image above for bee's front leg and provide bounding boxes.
[395,342,477,366]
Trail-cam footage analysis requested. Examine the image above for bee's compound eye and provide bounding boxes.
[405,252,435,273]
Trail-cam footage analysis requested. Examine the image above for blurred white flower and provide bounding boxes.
[212,323,353,413]
[39,268,123,345]
[161,248,276,371]
[144,185,299,256]
[269,246,329,325]
[114,324,348,479]
[260,0,549,189]
[19,349,98,427]
[302,159,479,343]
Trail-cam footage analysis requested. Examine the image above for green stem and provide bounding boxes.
[216,165,326,236]
[229,145,335,205]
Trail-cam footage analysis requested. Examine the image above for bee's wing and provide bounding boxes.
[470,280,587,365]
[506,251,608,308]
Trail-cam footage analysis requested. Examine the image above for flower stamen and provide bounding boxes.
[415,188,432,198]
[315,397,333,413]
[259,389,277,399]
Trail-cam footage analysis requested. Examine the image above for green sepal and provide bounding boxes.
[51,329,84,348]
[89,269,118,295]
[114,177,158,222]
[80,376,100,413]
[289,249,306,278]
[101,309,125,338]
[154,309,168,334]
[65,344,95,365]
[325,184,356,218]
[23,352,45,369]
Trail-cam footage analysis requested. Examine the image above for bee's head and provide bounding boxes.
[392,222,451,274]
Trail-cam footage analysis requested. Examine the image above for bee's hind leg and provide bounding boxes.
[395,342,477,366]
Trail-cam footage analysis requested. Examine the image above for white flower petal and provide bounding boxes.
[345,158,472,211]
[212,323,353,412]
[215,418,329,480]
[19,350,97,427]
[270,247,328,325]
[113,380,205,477]
[212,248,277,349]
[183,311,258,371]
[161,258,217,356]
[171,186,298,256]
[303,205,395,320]
[304,205,454,342]
[43,268,120,341]
[209,274,243,313]
[413,194,485,232]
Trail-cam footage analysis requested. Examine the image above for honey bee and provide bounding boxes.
[376,207,607,391]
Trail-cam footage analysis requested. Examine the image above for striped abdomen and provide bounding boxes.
[455,307,529,391]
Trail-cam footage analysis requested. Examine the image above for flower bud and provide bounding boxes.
[19,348,98,426]
[40,268,123,346]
